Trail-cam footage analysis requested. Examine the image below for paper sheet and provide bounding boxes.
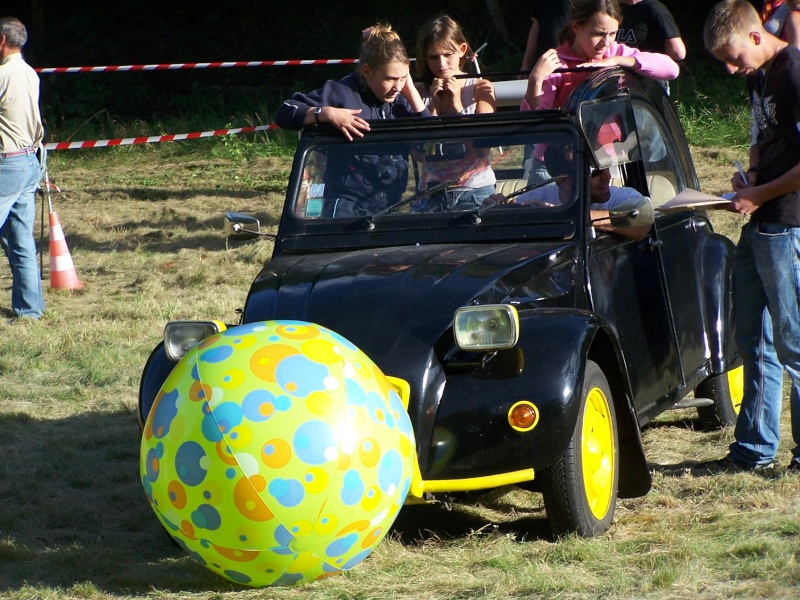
[656,188,732,212]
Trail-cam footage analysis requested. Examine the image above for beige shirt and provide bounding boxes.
[0,52,43,152]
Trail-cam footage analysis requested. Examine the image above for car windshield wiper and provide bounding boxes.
[365,180,458,230]
[472,175,567,224]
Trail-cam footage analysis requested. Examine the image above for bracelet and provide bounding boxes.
[314,106,322,124]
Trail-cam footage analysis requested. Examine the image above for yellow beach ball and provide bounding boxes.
[140,321,415,587]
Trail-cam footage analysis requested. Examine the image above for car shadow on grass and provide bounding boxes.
[390,493,555,545]
[0,408,554,594]
[37,210,280,254]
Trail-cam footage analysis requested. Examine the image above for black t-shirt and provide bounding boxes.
[748,46,800,226]
[530,1,570,63]
[616,0,681,54]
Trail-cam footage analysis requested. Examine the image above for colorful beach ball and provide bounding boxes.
[140,321,416,587]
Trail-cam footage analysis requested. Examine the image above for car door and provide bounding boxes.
[581,95,683,415]
[631,96,711,385]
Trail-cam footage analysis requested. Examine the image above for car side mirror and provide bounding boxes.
[604,195,654,229]
[224,211,261,241]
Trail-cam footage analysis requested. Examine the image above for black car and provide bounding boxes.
[140,68,742,538]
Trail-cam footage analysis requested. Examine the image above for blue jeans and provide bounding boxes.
[0,152,44,319]
[729,221,800,467]
[449,184,496,210]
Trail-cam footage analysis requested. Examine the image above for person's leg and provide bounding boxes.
[728,222,784,467]
[752,223,800,468]
[0,154,44,319]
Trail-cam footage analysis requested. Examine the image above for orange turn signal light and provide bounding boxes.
[508,401,539,432]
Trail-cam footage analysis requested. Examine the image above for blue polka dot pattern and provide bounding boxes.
[140,320,415,587]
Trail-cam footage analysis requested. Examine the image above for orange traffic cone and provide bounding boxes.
[48,211,84,290]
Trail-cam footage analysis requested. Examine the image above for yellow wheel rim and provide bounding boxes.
[581,387,615,521]
[728,366,744,415]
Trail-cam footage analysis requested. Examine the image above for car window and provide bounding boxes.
[632,102,685,210]
[294,131,580,220]
[578,96,641,169]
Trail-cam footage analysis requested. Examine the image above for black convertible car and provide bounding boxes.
[140,68,742,537]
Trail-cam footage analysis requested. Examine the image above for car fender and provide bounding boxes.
[138,342,174,431]
[521,308,651,498]
[699,228,738,373]
[428,308,650,497]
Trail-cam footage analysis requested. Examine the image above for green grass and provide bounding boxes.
[1,126,798,598]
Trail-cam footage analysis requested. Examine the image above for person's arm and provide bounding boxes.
[731,65,800,210]
[731,114,760,192]
[473,79,496,114]
[274,80,371,141]
[589,209,650,240]
[523,48,561,110]
[520,19,540,72]
[731,144,759,193]
[590,188,651,240]
[730,161,800,214]
[653,6,686,61]
[664,37,686,61]
[785,9,800,48]
[583,42,680,81]
[274,98,311,131]
[309,107,371,141]
[399,70,429,114]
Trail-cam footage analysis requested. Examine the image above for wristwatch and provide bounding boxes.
[314,106,322,124]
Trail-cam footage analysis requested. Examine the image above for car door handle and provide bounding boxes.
[638,236,663,251]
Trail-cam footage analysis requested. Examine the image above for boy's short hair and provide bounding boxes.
[703,0,763,53]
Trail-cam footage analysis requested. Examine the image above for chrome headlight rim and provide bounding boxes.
[163,320,226,362]
[453,304,519,352]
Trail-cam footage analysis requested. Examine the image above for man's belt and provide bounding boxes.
[0,147,35,158]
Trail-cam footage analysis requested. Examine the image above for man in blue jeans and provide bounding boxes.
[701,0,800,473]
[0,16,44,322]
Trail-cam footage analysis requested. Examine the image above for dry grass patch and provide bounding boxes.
[2,143,800,599]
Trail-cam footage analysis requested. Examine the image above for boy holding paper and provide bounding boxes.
[699,0,800,473]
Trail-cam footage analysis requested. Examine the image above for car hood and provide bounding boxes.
[243,242,577,362]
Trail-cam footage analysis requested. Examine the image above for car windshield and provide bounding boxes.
[293,130,580,221]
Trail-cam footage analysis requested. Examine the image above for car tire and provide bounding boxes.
[540,360,618,537]
[695,365,743,430]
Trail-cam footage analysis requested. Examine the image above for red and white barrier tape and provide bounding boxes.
[36,58,358,74]
[44,124,279,151]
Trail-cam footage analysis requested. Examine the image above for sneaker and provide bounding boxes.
[786,461,800,474]
[694,455,776,475]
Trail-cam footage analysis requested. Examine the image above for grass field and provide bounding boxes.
[1,131,799,599]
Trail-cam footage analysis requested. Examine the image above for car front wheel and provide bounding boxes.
[540,360,619,537]
[695,365,743,430]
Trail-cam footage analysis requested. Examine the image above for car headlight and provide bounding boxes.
[164,320,226,361]
[453,304,519,351]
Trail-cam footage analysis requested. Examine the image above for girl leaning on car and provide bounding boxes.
[274,22,430,141]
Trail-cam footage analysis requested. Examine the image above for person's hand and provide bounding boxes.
[430,78,456,114]
[518,198,556,207]
[530,49,561,84]
[442,78,463,113]
[320,107,370,141]
[399,71,427,113]
[730,187,767,215]
[731,169,755,192]
[483,193,506,205]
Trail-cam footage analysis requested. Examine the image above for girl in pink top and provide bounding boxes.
[522,0,679,111]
